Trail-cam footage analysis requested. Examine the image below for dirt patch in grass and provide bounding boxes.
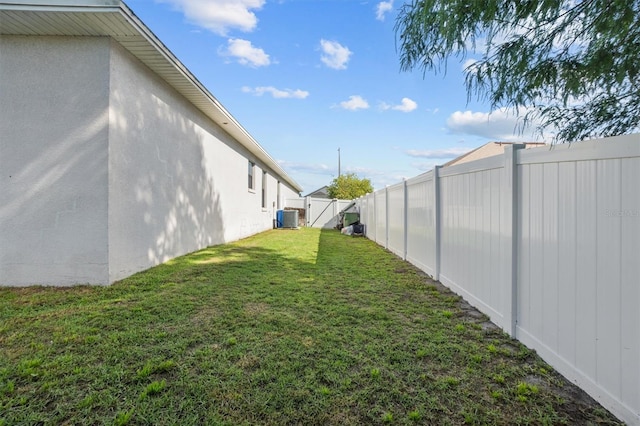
[243,302,270,316]
[190,306,219,326]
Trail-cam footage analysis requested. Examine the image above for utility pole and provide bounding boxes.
[338,147,341,177]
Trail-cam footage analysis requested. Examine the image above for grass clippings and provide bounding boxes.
[0,228,622,425]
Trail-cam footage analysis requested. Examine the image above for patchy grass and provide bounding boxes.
[0,228,622,425]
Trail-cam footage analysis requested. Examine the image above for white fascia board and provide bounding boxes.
[0,0,119,11]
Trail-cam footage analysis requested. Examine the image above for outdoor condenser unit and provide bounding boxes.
[282,210,298,228]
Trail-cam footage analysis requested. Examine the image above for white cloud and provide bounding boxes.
[446,108,546,142]
[278,160,331,174]
[278,162,381,178]
[338,95,369,111]
[222,39,270,67]
[320,39,352,70]
[159,0,265,35]
[242,86,309,99]
[375,0,393,21]
[386,97,417,112]
[406,147,473,159]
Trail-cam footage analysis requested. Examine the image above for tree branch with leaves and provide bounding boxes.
[395,0,640,142]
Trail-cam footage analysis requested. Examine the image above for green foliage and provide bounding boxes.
[139,380,166,400]
[408,410,421,421]
[113,409,134,426]
[395,0,640,142]
[516,382,540,402]
[326,173,373,200]
[136,360,176,379]
[370,368,381,379]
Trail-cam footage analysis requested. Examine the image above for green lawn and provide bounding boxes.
[0,228,621,425]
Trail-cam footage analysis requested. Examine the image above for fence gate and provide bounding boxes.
[285,197,354,229]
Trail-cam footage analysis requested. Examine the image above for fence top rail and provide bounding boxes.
[439,154,503,178]
[387,181,405,191]
[517,134,640,165]
[406,170,434,185]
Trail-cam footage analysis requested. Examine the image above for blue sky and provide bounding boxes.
[126,0,545,193]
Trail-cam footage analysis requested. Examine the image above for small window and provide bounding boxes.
[261,171,267,208]
[248,161,255,190]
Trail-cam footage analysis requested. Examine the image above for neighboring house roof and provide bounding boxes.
[0,0,303,193]
[443,142,547,167]
[305,185,330,199]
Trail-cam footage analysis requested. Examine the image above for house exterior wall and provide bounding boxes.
[107,41,298,282]
[0,36,111,286]
[0,35,299,286]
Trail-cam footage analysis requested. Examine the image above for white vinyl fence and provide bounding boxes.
[284,197,305,209]
[285,197,354,229]
[356,134,640,425]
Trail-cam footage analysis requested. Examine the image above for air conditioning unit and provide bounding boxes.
[282,210,298,228]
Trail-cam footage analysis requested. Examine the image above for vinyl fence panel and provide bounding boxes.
[365,193,376,240]
[284,198,305,209]
[304,198,358,229]
[405,171,436,277]
[358,195,368,233]
[515,138,640,425]
[387,182,405,258]
[620,157,640,412]
[357,134,640,425]
[306,198,336,228]
[375,190,387,247]
[439,156,506,327]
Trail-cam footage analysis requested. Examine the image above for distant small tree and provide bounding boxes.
[327,173,374,200]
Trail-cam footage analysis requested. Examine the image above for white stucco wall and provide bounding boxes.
[107,41,299,282]
[0,35,299,286]
[0,36,111,286]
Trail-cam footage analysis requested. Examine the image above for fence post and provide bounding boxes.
[385,186,389,249]
[503,145,522,338]
[433,166,441,281]
[403,178,408,260]
[371,193,375,240]
[305,196,310,226]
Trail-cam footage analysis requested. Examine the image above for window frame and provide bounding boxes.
[276,181,281,210]
[248,160,255,191]
[261,170,268,209]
